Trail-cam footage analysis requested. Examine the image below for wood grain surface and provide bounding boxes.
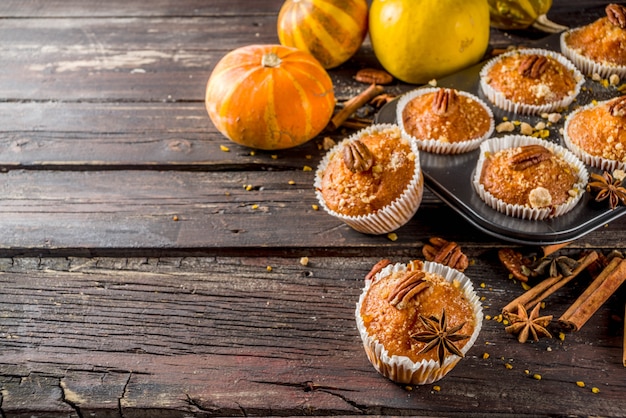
[0,0,624,416]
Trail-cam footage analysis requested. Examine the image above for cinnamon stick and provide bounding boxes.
[502,251,598,316]
[559,256,626,332]
[541,241,572,257]
[327,84,384,131]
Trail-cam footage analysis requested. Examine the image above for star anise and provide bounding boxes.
[530,255,580,279]
[505,303,552,343]
[587,171,626,210]
[411,309,470,366]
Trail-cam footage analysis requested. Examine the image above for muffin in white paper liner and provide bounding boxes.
[355,261,483,385]
[479,48,584,116]
[563,100,626,172]
[472,135,588,220]
[314,124,423,234]
[561,30,626,80]
[396,87,495,155]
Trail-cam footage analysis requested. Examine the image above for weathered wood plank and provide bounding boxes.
[0,256,624,416]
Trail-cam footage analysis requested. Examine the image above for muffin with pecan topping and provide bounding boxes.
[355,259,482,385]
[396,87,494,154]
[479,48,584,115]
[560,3,626,79]
[314,124,423,234]
[564,96,626,172]
[473,135,588,220]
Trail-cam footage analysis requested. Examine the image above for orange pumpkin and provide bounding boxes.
[205,44,335,150]
[277,0,368,69]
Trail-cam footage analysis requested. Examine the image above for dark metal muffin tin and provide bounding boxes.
[375,34,626,245]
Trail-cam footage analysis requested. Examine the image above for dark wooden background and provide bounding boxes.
[0,0,624,416]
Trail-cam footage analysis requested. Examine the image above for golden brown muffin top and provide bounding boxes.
[360,262,476,364]
[401,88,492,144]
[318,126,416,217]
[566,97,626,162]
[565,13,626,67]
[479,144,580,208]
[483,52,579,106]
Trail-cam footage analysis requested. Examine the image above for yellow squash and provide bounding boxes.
[369,0,490,85]
[488,0,552,30]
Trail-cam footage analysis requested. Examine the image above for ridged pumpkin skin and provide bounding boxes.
[205,44,335,150]
[277,0,369,69]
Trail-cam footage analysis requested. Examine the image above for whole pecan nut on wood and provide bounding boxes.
[354,68,393,85]
[606,3,626,28]
[422,237,469,272]
[498,248,530,282]
[518,54,549,79]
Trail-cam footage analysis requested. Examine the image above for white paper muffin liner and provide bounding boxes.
[395,87,495,155]
[563,100,626,172]
[472,135,589,220]
[314,124,423,235]
[479,48,585,115]
[355,261,483,385]
[560,30,626,80]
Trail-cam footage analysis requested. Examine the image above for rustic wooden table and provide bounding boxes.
[0,0,625,416]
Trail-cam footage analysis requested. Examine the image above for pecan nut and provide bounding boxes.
[343,139,374,172]
[422,237,469,272]
[606,3,626,28]
[432,88,459,116]
[355,68,393,85]
[509,145,552,171]
[608,96,626,117]
[365,259,392,281]
[498,248,530,282]
[387,270,429,310]
[518,54,549,79]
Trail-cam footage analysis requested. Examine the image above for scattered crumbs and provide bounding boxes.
[495,314,503,323]
[512,120,521,126]
[387,232,398,241]
[480,282,486,288]
[322,137,336,150]
[559,332,566,341]
[225,191,231,196]
[547,113,561,123]
[592,73,602,81]
[540,301,546,309]
[404,385,413,391]
[480,296,486,301]
[305,154,312,159]
[591,99,598,106]
[299,256,309,266]
[533,373,542,380]
[271,154,278,159]
[172,215,179,221]
[251,204,259,210]
[483,305,490,309]
[576,381,585,388]
[502,319,509,325]
[312,204,319,210]
[505,363,513,370]
[432,385,441,392]
[591,387,600,394]
[288,180,296,185]
[546,347,552,352]
[617,83,626,93]
[485,315,492,320]
[483,352,490,359]
[250,150,256,156]
[303,165,313,171]
[525,370,530,375]
[245,184,253,191]
[502,116,509,121]
[266,266,273,272]
[428,79,437,87]
[521,282,531,291]
[520,122,533,136]
[496,121,515,133]
[220,145,230,152]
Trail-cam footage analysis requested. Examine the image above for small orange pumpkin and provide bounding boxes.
[205,44,335,150]
[277,0,369,69]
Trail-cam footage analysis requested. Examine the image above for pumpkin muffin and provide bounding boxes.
[396,87,494,154]
[560,3,626,79]
[479,48,584,115]
[473,135,588,220]
[314,124,423,234]
[563,96,626,172]
[355,260,482,385]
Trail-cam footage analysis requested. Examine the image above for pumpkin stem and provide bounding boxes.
[262,52,282,68]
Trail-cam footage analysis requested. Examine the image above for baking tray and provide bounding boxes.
[375,33,626,245]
